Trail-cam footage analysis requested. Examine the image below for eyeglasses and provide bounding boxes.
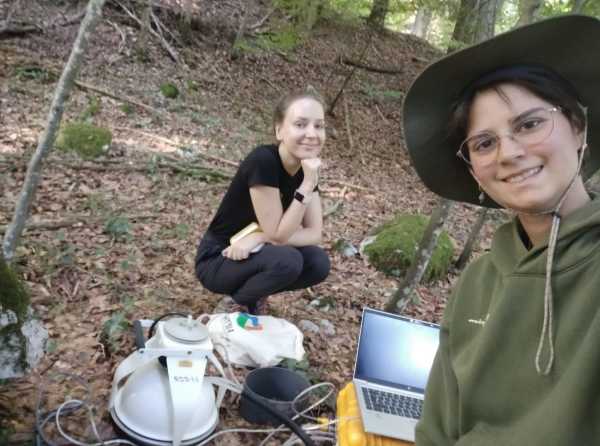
[457,106,560,166]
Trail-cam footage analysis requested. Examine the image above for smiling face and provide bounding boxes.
[467,83,587,215]
[275,97,325,161]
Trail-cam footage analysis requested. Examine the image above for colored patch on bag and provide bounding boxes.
[237,313,263,331]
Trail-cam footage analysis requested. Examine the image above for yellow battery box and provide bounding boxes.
[336,382,413,446]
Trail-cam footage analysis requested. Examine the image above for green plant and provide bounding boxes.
[36,233,76,276]
[100,312,129,353]
[46,339,58,354]
[362,84,404,101]
[161,223,190,240]
[104,215,133,242]
[365,214,454,282]
[119,252,138,272]
[186,79,200,92]
[13,66,57,83]
[79,95,101,122]
[83,192,108,213]
[256,28,302,52]
[55,122,112,159]
[160,82,179,99]
[283,357,320,384]
[120,103,134,115]
[134,46,152,63]
[0,424,14,445]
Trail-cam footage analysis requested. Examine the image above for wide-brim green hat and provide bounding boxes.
[402,15,600,207]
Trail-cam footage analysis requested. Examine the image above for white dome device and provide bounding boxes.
[109,315,237,446]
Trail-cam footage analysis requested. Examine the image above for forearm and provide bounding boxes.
[269,181,315,244]
[283,226,322,247]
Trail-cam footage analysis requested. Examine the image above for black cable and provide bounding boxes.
[133,319,146,349]
[241,389,316,446]
[147,312,187,339]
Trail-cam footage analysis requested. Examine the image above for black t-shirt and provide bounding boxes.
[206,144,304,244]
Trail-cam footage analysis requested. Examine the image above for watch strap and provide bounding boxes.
[294,190,311,204]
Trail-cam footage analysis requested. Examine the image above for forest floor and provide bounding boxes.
[0,2,506,444]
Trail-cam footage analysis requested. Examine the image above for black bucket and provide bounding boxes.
[240,367,310,426]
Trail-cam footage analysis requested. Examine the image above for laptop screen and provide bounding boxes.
[354,308,440,394]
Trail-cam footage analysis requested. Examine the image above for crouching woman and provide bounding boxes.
[195,90,330,315]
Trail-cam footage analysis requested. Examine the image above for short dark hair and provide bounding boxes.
[449,65,586,145]
[273,89,326,134]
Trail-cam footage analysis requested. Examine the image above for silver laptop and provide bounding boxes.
[352,307,440,442]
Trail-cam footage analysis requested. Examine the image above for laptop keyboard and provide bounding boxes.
[362,387,423,419]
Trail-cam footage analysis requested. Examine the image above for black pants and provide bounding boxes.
[195,232,330,311]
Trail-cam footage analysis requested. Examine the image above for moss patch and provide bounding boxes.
[0,256,29,321]
[160,83,179,99]
[56,122,112,159]
[364,214,454,282]
[0,256,30,375]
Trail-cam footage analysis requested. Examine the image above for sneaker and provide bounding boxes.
[254,297,269,315]
[215,296,248,314]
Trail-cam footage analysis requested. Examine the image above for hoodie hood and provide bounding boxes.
[490,195,600,276]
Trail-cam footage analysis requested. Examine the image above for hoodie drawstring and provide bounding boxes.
[533,115,588,375]
[535,212,560,375]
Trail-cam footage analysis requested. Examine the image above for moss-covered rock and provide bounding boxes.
[56,122,112,159]
[1,254,46,379]
[160,82,179,99]
[364,214,454,282]
[0,256,29,322]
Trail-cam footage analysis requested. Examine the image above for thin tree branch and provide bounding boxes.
[341,57,404,74]
[74,80,161,114]
[2,0,106,263]
[328,31,375,116]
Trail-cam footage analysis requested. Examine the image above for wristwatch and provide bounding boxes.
[294,189,312,205]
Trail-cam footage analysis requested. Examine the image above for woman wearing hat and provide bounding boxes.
[403,15,600,445]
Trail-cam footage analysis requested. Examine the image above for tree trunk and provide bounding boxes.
[367,0,390,29]
[454,208,488,271]
[386,0,504,313]
[385,199,453,313]
[516,0,543,27]
[451,0,504,50]
[412,8,432,39]
[570,0,589,13]
[2,0,106,263]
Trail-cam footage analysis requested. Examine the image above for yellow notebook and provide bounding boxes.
[230,222,264,253]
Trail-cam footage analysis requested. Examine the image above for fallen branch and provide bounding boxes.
[0,213,156,235]
[113,127,240,167]
[74,80,161,114]
[374,104,389,124]
[341,57,404,75]
[60,158,232,181]
[106,19,127,55]
[325,179,372,192]
[343,96,354,154]
[328,31,375,116]
[151,10,183,49]
[259,77,280,92]
[117,0,179,63]
[0,9,85,39]
[323,199,343,219]
[248,8,274,31]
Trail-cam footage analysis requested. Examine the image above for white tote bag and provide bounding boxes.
[206,312,305,368]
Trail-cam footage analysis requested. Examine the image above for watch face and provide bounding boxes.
[294,190,305,203]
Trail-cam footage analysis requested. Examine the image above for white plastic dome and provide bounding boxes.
[111,359,218,445]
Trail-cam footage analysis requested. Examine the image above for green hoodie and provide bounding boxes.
[416,197,600,446]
